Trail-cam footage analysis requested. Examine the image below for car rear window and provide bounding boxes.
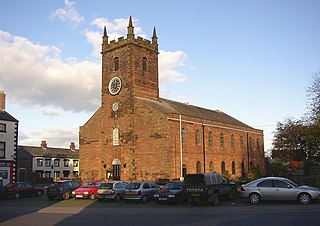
[127,183,141,189]
[48,182,64,188]
[184,174,205,185]
[100,183,113,189]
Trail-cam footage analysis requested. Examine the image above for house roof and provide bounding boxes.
[18,146,79,159]
[138,97,254,129]
[0,111,18,122]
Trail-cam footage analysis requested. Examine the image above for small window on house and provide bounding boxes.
[0,142,5,158]
[54,171,60,178]
[181,128,186,144]
[240,136,244,149]
[73,171,79,177]
[221,161,226,174]
[209,161,214,172]
[114,57,119,71]
[220,133,224,148]
[45,159,51,167]
[142,57,147,72]
[44,171,51,178]
[232,161,236,174]
[208,131,213,146]
[54,159,60,167]
[0,123,6,132]
[73,160,79,167]
[36,159,43,167]
[64,159,70,167]
[195,130,200,146]
[231,134,235,148]
[196,161,201,173]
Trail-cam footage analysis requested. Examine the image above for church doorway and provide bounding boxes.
[112,158,121,180]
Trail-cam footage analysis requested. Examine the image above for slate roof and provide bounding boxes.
[138,97,253,129]
[18,146,79,159]
[0,111,18,122]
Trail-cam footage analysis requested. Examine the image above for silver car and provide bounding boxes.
[239,177,320,205]
[96,181,128,202]
[124,181,160,203]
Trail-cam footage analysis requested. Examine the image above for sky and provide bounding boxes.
[0,0,319,154]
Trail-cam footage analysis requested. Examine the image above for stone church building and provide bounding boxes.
[79,17,265,182]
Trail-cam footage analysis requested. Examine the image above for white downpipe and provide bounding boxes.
[179,115,183,179]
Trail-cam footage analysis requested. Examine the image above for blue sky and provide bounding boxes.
[0,0,319,153]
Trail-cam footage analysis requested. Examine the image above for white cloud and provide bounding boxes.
[50,0,84,26]
[0,31,100,113]
[159,50,187,83]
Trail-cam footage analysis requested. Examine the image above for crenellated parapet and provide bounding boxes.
[101,16,158,53]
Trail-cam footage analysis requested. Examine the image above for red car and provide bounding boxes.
[3,182,44,199]
[72,181,102,200]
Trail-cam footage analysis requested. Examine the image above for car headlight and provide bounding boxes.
[72,191,75,194]
[154,194,159,197]
[84,192,89,195]
[168,194,175,198]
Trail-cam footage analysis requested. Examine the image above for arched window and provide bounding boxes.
[112,128,120,146]
[249,137,253,152]
[240,136,244,149]
[220,133,224,148]
[231,134,235,148]
[182,164,187,177]
[114,57,119,71]
[208,131,213,146]
[232,161,236,174]
[195,130,200,146]
[256,138,260,151]
[142,57,147,72]
[196,161,201,173]
[209,161,214,172]
[181,128,186,144]
[241,161,245,177]
[221,161,226,174]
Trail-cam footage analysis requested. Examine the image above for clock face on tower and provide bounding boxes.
[108,77,122,95]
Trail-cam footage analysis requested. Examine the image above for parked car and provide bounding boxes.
[124,181,160,203]
[154,181,186,204]
[3,182,44,199]
[47,180,80,200]
[239,177,320,205]
[183,173,237,205]
[72,181,102,200]
[96,181,128,202]
[0,177,4,199]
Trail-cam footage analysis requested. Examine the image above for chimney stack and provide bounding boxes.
[41,140,47,149]
[70,142,76,151]
[0,90,6,111]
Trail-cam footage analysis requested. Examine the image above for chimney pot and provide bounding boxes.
[0,90,6,111]
[70,142,76,151]
[41,140,47,149]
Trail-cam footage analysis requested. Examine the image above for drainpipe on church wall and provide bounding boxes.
[179,115,183,179]
[202,124,206,173]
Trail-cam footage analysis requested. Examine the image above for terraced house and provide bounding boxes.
[79,17,265,182]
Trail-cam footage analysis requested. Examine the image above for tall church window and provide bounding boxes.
[240,136,244,149]
[231,134,235,148]
[249,137,253,152]
[142,57,147,72]
[256,139,260,151]
[232,161,236,174]
[114,57,119,71]
[220,133,224,148]
[113,128,120,146]
[209,161,214,172]
[208,131,213,146]
[181,128,186,144]
[196,161,201,173]
[221,161,226,174]
[195,130,200,146]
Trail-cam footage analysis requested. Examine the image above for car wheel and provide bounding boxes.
[228,189,238,200]
[115,194,121,202]
[63,192,70,200]
[89,193,96,200]
[141,195,148,203]
[211,193,219,206]
[298,193,311,205]
[37,190,43,197]
[14,193,20,199]
[249,193,261,204]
